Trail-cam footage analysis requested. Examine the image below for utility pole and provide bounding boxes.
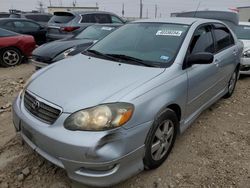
[139,0,143,19]
[155,4,157,18]
[146,8,148,18]
[49,0,52,6]
[122,3,125,17]
[37,1,45,13]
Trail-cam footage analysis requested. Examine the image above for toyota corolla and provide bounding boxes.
[12,18,242,187]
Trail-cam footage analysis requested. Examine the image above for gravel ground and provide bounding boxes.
[0,63,249,188]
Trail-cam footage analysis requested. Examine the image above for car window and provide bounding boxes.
[4,21,14,27]
[235,25,250,40]
[81,14,111,23]
[13,21,40,29]
[75,25,116,40]
[49,12,75,24]
[88,23,189,67]
[0,13,10,18]
[111,15,123,23]
[25,15,52,22]
[0,28,17,37]
[94,14,111,23]
[213,23,234,52]
[189,25,215,55]
[81,14,95,23]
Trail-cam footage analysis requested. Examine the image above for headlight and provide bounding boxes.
[53,47,76,62]
[243,49,250,58]
[64,103,134,131]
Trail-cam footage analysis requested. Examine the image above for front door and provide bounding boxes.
[185,24,220,118]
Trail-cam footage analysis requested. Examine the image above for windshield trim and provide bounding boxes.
[83,22,191,68]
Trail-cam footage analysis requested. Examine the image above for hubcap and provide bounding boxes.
[228,72,237,93]
[151,120,174,161]
[2,50,20,65]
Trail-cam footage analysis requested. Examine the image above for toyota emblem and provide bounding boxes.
[31,100,40,111]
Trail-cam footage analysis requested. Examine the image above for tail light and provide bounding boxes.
[61,26,80,32]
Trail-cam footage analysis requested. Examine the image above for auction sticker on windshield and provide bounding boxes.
[156,30,183,36]
[101,27,114,31]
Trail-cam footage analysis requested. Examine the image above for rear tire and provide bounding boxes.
[144,109,178,170]
[223,67,239,98]
[0,47,22,67]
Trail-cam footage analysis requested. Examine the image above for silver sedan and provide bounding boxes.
[12,18,243,187]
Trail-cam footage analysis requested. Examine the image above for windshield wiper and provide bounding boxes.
[86,50,118,61]
[106,54,157,67]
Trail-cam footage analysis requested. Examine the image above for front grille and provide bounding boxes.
[23,91,61,124]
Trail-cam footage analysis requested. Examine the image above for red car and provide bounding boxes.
[0,28,36,67]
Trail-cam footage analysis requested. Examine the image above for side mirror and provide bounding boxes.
[186,52,214,67]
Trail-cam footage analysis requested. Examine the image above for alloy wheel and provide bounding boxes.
[2,49,20,66]
[151,120,174,161]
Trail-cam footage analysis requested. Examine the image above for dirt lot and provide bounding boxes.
[0,63,249,188]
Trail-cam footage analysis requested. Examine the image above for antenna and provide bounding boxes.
[194,1,201,17]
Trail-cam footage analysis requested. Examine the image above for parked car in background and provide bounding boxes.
[32,24,122,69]
[9,13,52,26]
[171,9,239,32]
[47,11,125,41]
[0,28,35,67]
[235,22,250,75]
[13,18,242,187]
[0,18,47,45]
[0,12,10,18]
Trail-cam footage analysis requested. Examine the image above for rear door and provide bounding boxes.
[212,23,238,88]
[185,24,220,117]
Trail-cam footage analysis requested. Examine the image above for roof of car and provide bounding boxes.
[92,23,123,27]
[133,17,220,25]
[0,18,36,22]
[56,10,119,16]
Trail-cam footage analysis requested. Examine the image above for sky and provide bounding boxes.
[0,0,250,18]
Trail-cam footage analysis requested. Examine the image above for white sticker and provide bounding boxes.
[160,55,169,61]
[156,30,183,36]
[101,27,114,31]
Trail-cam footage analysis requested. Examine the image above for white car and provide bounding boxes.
[235,22,250,74]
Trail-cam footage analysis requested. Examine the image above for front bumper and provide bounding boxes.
[240,57,250,75]
[30,59,49,69]
[12,95,152,187]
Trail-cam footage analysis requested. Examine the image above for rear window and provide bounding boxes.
[0,28,17,37]
[235,25,250,40]
[49,12,75,24]
[25,14,52,22]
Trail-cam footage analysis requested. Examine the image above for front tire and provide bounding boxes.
[223,67,239,98]
[144,109,178,169]
[0,47,22,67]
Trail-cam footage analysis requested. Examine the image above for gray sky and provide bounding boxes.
[0,0,250,18]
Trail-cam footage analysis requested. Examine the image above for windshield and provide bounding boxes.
[235,25,250,40]
[75,25,117,40]
[88,23,189,67]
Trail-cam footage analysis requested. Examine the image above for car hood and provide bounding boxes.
[241,40,250,51]
[27,54,165,113]
[32,38,94,59]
